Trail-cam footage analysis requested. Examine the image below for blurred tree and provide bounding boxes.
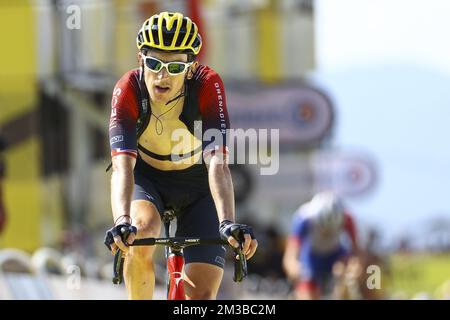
[425,216,450,252]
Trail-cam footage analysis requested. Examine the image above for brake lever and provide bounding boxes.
[112,227,131,285]
[230,226,248,282]
[233,246,248,282]
[113,250,124,284]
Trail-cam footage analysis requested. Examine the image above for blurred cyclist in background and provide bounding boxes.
[283,191,359,300]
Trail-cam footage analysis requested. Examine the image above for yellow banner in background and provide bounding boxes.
[256,2,281,83]
[0,1,36,91]
[0,1,41,252]
[1,139,41,252]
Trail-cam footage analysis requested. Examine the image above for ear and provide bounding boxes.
[137,51,144,67]
[187,61,199,80]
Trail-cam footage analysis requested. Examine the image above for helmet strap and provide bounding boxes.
[139,63,145,81]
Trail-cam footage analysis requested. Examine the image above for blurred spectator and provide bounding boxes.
[0,134,7,234]
[357,228,389,299]
[333,228,389,300]
[425,217,450,252]
[282,191,359,300]
[396,234,413,254]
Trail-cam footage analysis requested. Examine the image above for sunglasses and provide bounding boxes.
[141,55,193,76]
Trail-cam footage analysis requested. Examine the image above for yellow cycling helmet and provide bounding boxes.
[136,12,202,56]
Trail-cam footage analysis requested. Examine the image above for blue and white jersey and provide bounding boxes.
[290,203,357,255]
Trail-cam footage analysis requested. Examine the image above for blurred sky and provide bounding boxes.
[312,0,450,246]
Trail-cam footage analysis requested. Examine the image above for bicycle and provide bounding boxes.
[111,209,248,300]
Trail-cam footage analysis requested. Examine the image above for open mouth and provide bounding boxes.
[154,85,170,94]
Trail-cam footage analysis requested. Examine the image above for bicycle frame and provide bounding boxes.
[166,248,185,300]
[164,211,185,300]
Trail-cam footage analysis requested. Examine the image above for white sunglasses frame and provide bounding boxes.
[140,54,193,76]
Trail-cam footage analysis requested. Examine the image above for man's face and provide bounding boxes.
[142,50,190,105]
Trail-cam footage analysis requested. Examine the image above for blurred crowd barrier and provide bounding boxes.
[0,246,289,300]
[1,245,448,300]
[0,247,126,299]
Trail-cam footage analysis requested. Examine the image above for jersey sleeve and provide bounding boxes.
[109,71,140,159]
[197,68,230,162]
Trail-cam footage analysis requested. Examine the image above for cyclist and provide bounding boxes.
[282,191,359,300]
[104,12,258,300]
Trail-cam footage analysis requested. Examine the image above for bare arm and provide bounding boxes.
[110,154,136,252]
[199,69,258,258]
[207,154,235,223]
[111,154,136,223]
[283,238,301,281]
[206,154,258,259]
